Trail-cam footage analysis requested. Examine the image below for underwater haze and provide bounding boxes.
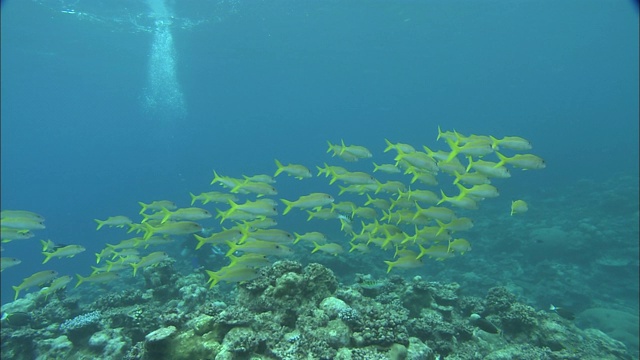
[1,0,639,359]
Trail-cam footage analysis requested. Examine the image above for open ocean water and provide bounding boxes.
[1,1,638,359]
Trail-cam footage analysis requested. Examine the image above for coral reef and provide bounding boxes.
[0,261,635,360]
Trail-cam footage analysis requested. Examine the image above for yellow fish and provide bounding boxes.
[160,207,212,224]
[274,159,312,179]
[13,270,58,300]
[384,139,416,154]
[383,255,423,273]
[142,221,203,240]
[138,200,177,214]
[206,265,259,288]
[511,200,528,216]
[311,242,344,256]
[495,152,546,170]
[94,216,132,230]
[42,245,86,264]
[38,275,73,300]
[1,210,45,222]
[1,257,21,272]
[281,193,335,215]
[131,251,171,276]
[447,238,472,254]
[189,191,238,205]
[75,271,119,288]
[489,135,532,151]
[195,229,244,249]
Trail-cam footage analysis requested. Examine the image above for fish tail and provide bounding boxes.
[326,141,334,154]
[131,263,139,277]
[210,170,221,185]
[311,241,322,254]
[465,156,474,172]
[207,271,222,289]
[75,274,84,288]
[142,223,155,240]
[293,233,302,245]
[194,235,207,250]
[225,240,238,257]
[189,192,197,206]
[489,135,500,150]
[274,159,285,177]
[444,138,460,163]
[160,208,172,224]
[42,252,53,264]
[12,286,20,300]
[383,261,394,274]
[94,219,104,230]
[383,138,394,153]
[494,151,508,167]
[281,199,294,215]
[452,171,462,185]
[435,219,446,236]
[138,202,148,214]
[339,139,347,155]
[437,190,448,205]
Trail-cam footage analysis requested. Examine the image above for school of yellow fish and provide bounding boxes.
[1,127,544,300]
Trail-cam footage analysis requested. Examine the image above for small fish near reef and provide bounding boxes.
[549,304,575,320]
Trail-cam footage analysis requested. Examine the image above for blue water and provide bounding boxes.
[1,0,638,323]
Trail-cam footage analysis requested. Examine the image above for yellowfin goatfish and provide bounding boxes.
[1,257,21,271]
[13,270,58,300]
[510,200,528,216]
[329,171,377,186]
[372,162,401,174]
[495,152,546,170]
[274,159,312,179]
[417,244,454,261]
[131,251,171,276]
[189,191,238,205]
[142,221,203,240]
[0,217,45,230]
[138,200,177,214]
[227,254,271,268]
[447,238,472,254]
[452,171,490,186]
[94,216,132,230]
[1,210,45,222]
[338,140,373,159]
[435,218,474,236]
[384,139,416,154]
[383,256,423,273]
[246,229,294,244]
[230,180,278,197]
[75,271,119,288]
[455,183,500,200]
[311,242,345,256]
[38,275,73,300]
[466,157,511,178]
[1,228,34,242]
[42,244,86,264]
[243,174,276,184]
[489,135,532,151]
[444,137,494,162]
[281,193,335,215]
[225,200,278,219]
[160,207,212,224]
[206,265,259,288]
[225,239,294,257]
[210,170,244,189]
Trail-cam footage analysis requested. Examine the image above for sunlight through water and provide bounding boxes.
[142,0,187,123]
